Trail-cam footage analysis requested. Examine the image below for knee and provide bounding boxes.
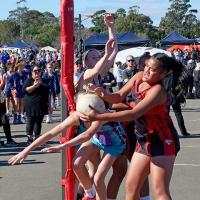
[93,173,104,187]
[125,177,138,195]
[151,183,170,199]
[72,157,84,173]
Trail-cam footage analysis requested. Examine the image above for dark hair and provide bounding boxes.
[138,52,151,71]
[152,53,190,104]
[75,58,82,65]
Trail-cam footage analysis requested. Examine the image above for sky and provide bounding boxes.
[0,0,199,27]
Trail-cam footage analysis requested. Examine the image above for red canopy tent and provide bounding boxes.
[166,44,200,53]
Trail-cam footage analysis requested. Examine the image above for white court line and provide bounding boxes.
[181,145,200,148]
[175,164,200,167]
[185,119,200,122]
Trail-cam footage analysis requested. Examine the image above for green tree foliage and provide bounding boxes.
[159,0,200,37]
[86,6,159,45]
[3,0,60,47]
[0,20,20,44]
[90,10,107,33]
[0,0,199,48]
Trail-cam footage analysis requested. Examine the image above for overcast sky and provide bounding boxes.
[0,0,199,26]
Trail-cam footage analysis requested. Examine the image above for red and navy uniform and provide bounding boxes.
[128,80,180,157]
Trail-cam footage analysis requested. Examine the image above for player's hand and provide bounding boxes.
[8,151,28,165]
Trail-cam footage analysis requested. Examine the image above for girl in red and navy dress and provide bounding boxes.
[79,53,189,200]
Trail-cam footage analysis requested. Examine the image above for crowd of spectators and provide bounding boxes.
[0,48,61,146]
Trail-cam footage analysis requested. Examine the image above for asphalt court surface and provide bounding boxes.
[1,99,200,200]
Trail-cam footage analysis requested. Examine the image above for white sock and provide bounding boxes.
[85,185,96,198]
[140,196,151,200]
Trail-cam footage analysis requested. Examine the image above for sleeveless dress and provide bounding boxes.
[129,80,180,157]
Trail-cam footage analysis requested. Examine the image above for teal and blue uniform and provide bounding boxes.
[76,120,126,157]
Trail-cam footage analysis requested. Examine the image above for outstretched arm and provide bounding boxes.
[87,72,143,104]
[79,84,167,122]
[8,112,79,165]
[42,121,102,153]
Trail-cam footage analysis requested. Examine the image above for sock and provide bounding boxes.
[140,196,151,200]
[85,185,96,198]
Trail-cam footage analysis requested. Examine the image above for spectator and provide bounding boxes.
[42,62,57,123]
[123,55,138,84]
[186,59,195,99]
[193,62,200,98]
[74,58,84,90]
[101,71,116,93]
[113,61,124,90]
[23,66,49,143]
[0,63,18,123]
[0,92,19,146]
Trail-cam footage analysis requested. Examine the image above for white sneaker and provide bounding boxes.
[46,115,50,123]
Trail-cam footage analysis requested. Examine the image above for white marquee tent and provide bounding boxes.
[115,47,172,65]
[41,46,57,51]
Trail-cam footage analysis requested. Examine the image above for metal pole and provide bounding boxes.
[78,14,82,41]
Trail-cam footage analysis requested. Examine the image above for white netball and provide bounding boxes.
[76,93,106,114]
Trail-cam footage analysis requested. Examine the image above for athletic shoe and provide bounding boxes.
[27,135,34,144]
[0,140,5,147]
[46,115,51,123]
[17,115,23,124]
[182,132,190,137]
[21,115,26,123]
[13,114,18,124]
[6,139,20,147]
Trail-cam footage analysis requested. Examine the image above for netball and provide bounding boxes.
[76,93,106,114]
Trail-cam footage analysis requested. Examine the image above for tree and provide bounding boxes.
[0,20,20,44]
[159,0,200,38]
[115,8,126,18]
[115,6,154,38]
[90,10,107,33]
[8,0,29,38]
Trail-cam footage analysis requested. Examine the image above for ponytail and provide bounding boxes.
[152,53,190,104]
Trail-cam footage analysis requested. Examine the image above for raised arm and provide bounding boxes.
[100,14,118,77]
[83,38,115,82]
[8,112,79,165]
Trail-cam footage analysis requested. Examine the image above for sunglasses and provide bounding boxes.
[127,59,135,62]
